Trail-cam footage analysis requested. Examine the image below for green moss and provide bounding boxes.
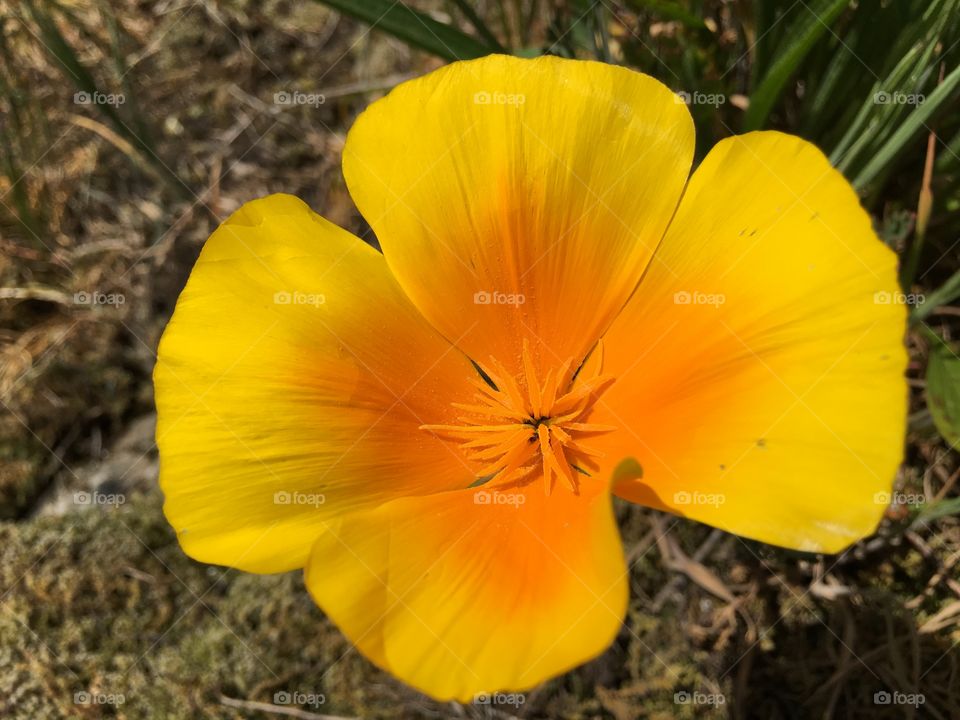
[0,494,399,719]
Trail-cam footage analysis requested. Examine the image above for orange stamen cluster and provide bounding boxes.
[422,341,616,494]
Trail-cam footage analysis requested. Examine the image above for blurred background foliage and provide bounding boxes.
[1,1,959,718]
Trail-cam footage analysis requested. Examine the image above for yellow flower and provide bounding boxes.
[155,55,907,701]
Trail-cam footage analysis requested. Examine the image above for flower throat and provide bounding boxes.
[421,340,615,495]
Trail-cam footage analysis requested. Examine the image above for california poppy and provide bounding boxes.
[155,54,907,701]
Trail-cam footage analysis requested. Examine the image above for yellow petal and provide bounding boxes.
[304,482,626,701]
[599,132,908,553]
[343,54,694,375]
[155,194,476,573]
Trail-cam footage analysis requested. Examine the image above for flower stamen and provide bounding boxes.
[421,339,616,495]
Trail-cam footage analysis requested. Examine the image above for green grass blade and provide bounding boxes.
[925,338,960,448]
[623,0,709,31]
[830,42,926,168]
[742,0,849,131]
[912,269,960,322]
[313,0,498,60]
[22,0,187,196]
[449,0,506,52]
[917,496,960,523]
[24,0,120,126]
[853,62,960,189]
[832,0,954,173]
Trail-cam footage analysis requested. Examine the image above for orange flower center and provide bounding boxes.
[421,340,616,495]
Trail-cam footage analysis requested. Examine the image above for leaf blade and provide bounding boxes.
[926,339,960,448]
[743,0,850,131]
[313,0,498,61]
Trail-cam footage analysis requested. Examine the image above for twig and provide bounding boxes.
[931,465,960,504]
[219,695,355,720]
[0,286,74,305]
[651,528,727,611]
[902,61,944,289]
